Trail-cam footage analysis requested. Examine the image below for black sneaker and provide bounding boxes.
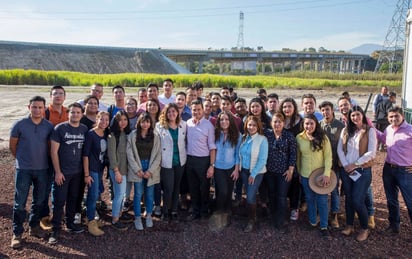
[119,213,134,223]
[66,223,84,234]
[186,213,200,222]
[111,221,128,231]
[385,225,400,234]
[320,228,331,239]
[48,230,59,244]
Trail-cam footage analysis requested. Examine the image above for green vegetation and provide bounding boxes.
[0,69,402,90]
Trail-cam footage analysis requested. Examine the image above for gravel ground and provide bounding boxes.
[1,148,412,258]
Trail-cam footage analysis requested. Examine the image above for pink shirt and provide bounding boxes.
[376,121,412,166]
[186,118,216,157]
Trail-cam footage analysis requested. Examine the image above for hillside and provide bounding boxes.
[0,41,189,74]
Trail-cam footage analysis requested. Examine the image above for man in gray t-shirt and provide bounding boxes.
[9,96,53,249]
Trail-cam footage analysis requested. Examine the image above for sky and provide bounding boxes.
[0,0,399,51]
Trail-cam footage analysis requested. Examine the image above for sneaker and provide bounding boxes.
[111,221,128,231]
[94,210,100,221]
[385,225,400,234]
[74,213,82,225]
[66,223,84,234]
[134,217,144,231]
[29,226,47,238]
[119,213,134,223]
[153,206,162,216]
[146,215,153,228]
[48,230,59,245]
[320,228,331,239]
[10,234,22,249]
[290,209,299,221]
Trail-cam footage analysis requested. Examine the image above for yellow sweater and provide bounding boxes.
[296,131,332,178]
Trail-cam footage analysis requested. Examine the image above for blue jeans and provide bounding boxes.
[109,169,127,218]
[13,169,48,235]
[301,177,329,229]
[340,167,371,229]
[383,163,412,228]
[40,159,54,218]
[330,168,341,213]
[241,168,264,205]
[366,185,375,216]
[266,172,291,228]
[86,171,102,221]
[133,180,154,217]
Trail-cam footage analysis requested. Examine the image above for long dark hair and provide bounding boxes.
[303,114,325,151]
[136,112,154,142]
[280,97,300,129]
[215,111,240,148]
[146,98,161,122]
[110,110,131,146]
[347,106,368,137]
[248,97,270,128]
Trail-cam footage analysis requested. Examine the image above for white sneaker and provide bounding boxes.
[74,213,81,224]
[146,215,153,228]
[290,209,299,221]
[134,217,143,230]
[94,210,100,221]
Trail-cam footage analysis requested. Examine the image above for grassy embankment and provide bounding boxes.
[0,69,402,91]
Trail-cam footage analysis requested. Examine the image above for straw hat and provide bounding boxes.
[308,168,337,195]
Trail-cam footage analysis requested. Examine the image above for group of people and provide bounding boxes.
[9,80,412,249]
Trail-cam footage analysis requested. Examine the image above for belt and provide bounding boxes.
[385,162,412,170]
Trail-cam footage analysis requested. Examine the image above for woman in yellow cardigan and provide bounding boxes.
[296,114,332,238]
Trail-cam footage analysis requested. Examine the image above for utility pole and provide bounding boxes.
[237,11,244,51]
[375,0,411,73]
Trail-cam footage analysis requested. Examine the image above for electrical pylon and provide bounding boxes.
[237,11,244,51]
[375,0,411,73]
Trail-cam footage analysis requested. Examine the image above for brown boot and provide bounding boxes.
[356,229,369,242]
[88,220,104,236]
[330,213,340,229]
[244,204,257,233]
[368,216,375,229]
[40,216,52,231]
[341,225,354,236]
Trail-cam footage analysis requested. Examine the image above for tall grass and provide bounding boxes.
[0,69,402,89]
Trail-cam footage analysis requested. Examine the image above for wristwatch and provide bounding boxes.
[210,163,215,167]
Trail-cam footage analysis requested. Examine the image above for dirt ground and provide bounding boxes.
[1,85,411,258]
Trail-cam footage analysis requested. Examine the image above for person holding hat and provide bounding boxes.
[337,106,377,242]
[296,114,333,238]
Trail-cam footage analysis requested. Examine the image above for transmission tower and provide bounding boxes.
[375,0,411,73]
[237,11,244,51]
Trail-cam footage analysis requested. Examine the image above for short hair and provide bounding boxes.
[389,91,397,97]
[83,95,100,106]
[112,85,125,93]
[191,99,203,107]
[337,96,350,104]
[342,91,349,96]
[176,91,187,98]
[221,95,233,103]
[92,83,103,88]
[211,92,222,98]
[235,97,247,104]
[186,85,196,91]
[29,96,46,105]
[192,81,204,90]
[221,86,229,91]
[50,85,66,96]
[68,102,84,111]
[319,101,334,110]
[163,78,174,84]
[267,93,279,100]
[256,88,267,95]
[138,87,147,94]
[388,106,403,115]
[146,83,159,91]
[302,93,317,103]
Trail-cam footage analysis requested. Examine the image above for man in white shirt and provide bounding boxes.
[158,78,175,105]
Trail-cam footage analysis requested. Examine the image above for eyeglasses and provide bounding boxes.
[126,103,136,106]
[52,92,65,96]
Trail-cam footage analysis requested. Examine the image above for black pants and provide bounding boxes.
[52,173,81,229]
[186,155,210,216]
[161,165,185,214]
[267,172,291,227]
[214,167,235,213]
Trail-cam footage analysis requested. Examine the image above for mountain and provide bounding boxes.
[348,44,383,55]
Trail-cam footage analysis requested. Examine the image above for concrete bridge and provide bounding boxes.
[158,48,370,74]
